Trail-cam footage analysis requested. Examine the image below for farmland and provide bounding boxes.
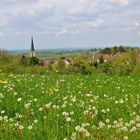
[0,73,140,140]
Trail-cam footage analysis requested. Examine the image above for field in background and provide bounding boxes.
[0,73,140,140]
[8,49,94,60]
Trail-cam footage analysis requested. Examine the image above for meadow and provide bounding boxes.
[0,73,140,140]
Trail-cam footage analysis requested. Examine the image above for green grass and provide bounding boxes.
[0,73,140,140]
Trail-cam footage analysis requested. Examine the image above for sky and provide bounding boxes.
[0,0,140,50]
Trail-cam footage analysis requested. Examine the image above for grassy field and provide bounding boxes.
[0,73,140,140]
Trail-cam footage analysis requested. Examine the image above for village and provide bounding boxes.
[23,37,139,69]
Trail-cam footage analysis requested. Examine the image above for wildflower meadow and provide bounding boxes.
[0,73,140,140]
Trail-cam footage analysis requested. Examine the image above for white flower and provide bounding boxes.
[34,98,38,102]
[123,136,128,140]
[9,118,14,122]
[66,117,71,122]
[45,102,52,109]
[0,93,4,98]
[24,103,31,109]
[99,122,105,128]
[4,116,8,120]
[1,110,5,114]
[39,107,43,111]
[15,122,19,127]
[17,98,22,102]
[18,114,22,118]
[14,92,18,96]
[106,108,110,112]
[106,119,110,123]
[19,125,24,130]
[121,127,128,132]
[70,111,74,115]
[130,127,136,132]
[62,112,69,117]
[28,125,33,130]
[53,105,57,109]
[136,123,140,128]
[85,132,90,137]
[34,119,38,124]
[75,126,81,131]
[107,125,111,129]
[71,132,76,140]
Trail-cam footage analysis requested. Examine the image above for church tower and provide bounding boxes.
[30,37,36,57]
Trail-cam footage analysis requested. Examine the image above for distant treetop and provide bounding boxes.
[100,46,139,54]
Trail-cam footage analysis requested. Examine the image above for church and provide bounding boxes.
[30,37,36,58]
[29,37,72,67]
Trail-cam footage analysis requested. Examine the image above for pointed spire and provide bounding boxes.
[30,36,36,57]
[31,36,35,51]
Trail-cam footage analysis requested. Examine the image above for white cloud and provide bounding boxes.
[56,27,69,36]
[56,27,79,37]
[86,19,106,28]
[68,0,113,16]
[69,0,93,15]
[0,32,3,37]
[111,0,130,6]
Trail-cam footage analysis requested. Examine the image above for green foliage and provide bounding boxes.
[132,62,140,76]
[1,49,140,76]
[53,59,66,73]
[98,62,112,74]
[1,74,140,139]
[112,55,133,76]
[100,46,135,54]
[29,57,39,66]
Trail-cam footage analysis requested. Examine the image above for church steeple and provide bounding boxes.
[31,36,35,51]
[30,36,36,57]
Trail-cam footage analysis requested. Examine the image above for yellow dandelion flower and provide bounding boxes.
[0,80,8,84]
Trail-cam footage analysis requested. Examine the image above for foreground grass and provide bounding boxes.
[0,73,140,140]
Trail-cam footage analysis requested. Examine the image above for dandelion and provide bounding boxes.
[39,107,43,111]
[85,132,90,137]
[99,122,105,128]
[14,92,18,96]
[123,136,128,140]
[75,126,81,131]
[1,110,5,114]
[106,119,110,123]
[71,132,76,140]
[19,125,24,130]
[28,125,33,130]
[34,98,38,102]
[34,119,38,124]
[66,117,71,122]
[136,123,140,128]
[0,93,4,98]
[130,127,136,132]
[45,102,52,109]
[24,103,31,109]
[17,98,22,102]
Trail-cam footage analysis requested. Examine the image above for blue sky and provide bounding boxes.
[0,0,140,50]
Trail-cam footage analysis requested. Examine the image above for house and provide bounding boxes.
[88,52,128,62]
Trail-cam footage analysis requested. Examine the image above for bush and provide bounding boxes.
[112,55,133,76]
[132,63,140,76]
[98,62,112,75]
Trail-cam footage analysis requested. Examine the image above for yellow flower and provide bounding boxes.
[60,79,65,82]
[8,74,14,77]
[0,80,8,84]
[53,88,59,92]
